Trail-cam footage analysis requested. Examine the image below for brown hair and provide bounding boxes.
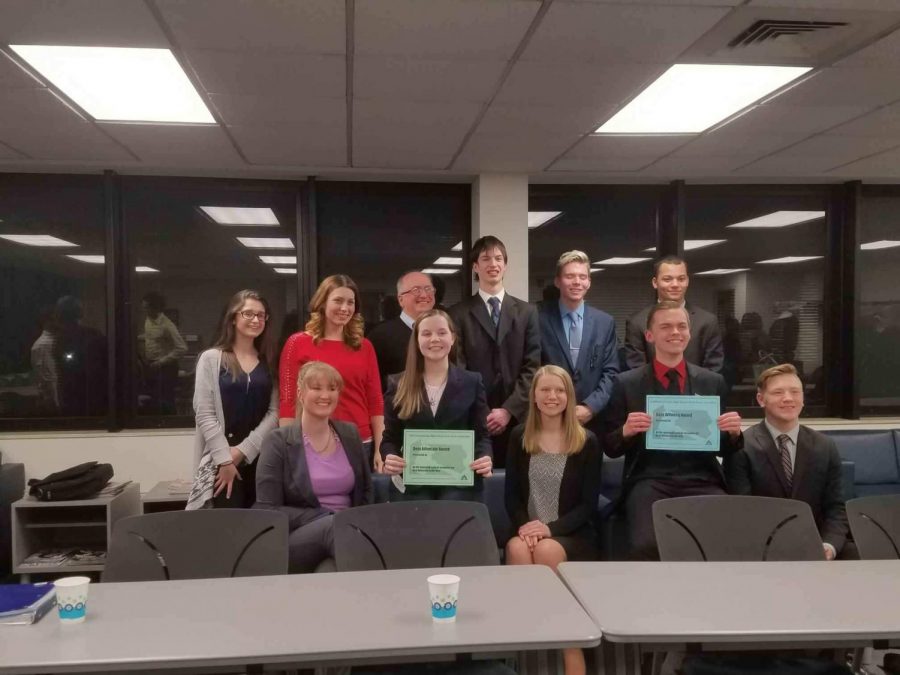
[756,363,799,392]
[294,361,343,418]
[392,309,457,420]
[646,300,690,331]
[470,236,508,280]
[304,274,364,349]
[522,365,587,456]
[211,289,276,380]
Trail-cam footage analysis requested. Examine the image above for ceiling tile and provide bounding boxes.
[829,146,900,176]
[354,57,505,103]
[354,148,452,170]
[837,26,900,67]
[563,0,743,4]
[549,156,648,172]
[774,68,900,107]
[474,104,607,139]
[747,0,900,9]
[521,2,730,63]
[185,51,345,97]
[639,156,746,176]
[826,102,900,138]
[0,89,88,127]
[672,131,809,158]
[99,123,244,165]
[454,133,579,172]
[155,0,345,53]
[0,54,44,90]
[0,141,28,159]
[564,135,690,159]
[0,122,135,161]
[758,134,900,158]
[228,124,346,167]
[715,104,873,136]
[355,0,539,59]
[210,94,344,126]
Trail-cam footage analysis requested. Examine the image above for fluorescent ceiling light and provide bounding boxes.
[645,239,726,252]
[451,241,463,252]
[135,266,159,273]
[66,254,104,264]
[595,257,652,265]
[422,268,459,275]
[597,64,810,134]
[695,268,750,276]
[0,234,78,247]
[590,268,604,274]
[433,257,463,266]
[757,256,822,264]
[274,268,297,275]
[861,240,900,250]
[200,206,279,226]
[237,237,294,249]
[259,255,297,265]
[727,210,825,229]
[10,46,214,124]
[528,211,562,229]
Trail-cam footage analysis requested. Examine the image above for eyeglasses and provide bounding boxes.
[238,310,268,321]
[399,285,435,298]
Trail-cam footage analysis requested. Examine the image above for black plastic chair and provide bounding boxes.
[847,494,900,559]
[102,509,288,581]
[333,500,500,571]
[653,495,824,561]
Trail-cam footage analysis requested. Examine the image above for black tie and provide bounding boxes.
[665,369,680,395]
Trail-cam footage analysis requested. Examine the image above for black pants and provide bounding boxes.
[211,457,258,509]
[625,477,725,560]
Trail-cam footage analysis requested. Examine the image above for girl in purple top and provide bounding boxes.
[255,361,372,573]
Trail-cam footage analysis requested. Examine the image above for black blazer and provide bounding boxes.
[724,422,849,553]
[449,292,541,422]
[254,419,372,531]
[505,424,602,537]
[367,316,412,392]
[624,303,724,373]
[603,362,741,496]
[380,365,492,463]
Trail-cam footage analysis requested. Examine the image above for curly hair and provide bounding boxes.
[304,274,364,350]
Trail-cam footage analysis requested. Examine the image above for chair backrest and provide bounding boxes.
[653,495,824,561]
[333,500,500,571]
[103,509,288,582]
[847,495,900,560]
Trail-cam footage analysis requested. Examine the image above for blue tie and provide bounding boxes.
[568,311,582,365]
[488,296,501,328]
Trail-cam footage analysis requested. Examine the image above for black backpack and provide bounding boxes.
[28,462,114,501]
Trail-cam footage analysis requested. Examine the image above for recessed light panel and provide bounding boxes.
[727,211,824,229]
[67,254,105,264]
[135,266,159,273]
[433,257,463,266]
[695,268,750,276]
[596,64,810,134]
[595,257,652,265]
[451,241,463,252]
[645,240,726,253]
[259,256,297,265]
[422,268,459,275]
[528,211,562,229]
[10,45,215,123]
[590,268,605,274]
[237,237,294,249]
[200,206,279,226]
[274,268,297,275]
[0,234,78,247]
[861,240,900,251]
[757,256,822,264]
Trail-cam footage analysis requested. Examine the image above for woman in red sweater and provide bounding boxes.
[279,275,384,472]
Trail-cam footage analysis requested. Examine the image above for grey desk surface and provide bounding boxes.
[559,560,900,645]
[0,565,600,674]
[142,480,190,503]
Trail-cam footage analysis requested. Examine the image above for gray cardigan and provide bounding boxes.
[192,348,279,469]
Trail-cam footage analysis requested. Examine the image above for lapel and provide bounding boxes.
[753,424,792,497]
[432,366,462,424]
[547,305,573,369]
[791,426,813,499]
[574,307,593,372]
[468,294,497,344]
[497,294,514,345]
[284,422,321,507]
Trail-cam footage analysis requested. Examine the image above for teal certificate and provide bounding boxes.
[645,395,720,452]
[402,429,475,486]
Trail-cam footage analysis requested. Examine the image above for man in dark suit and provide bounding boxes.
[368,270,435,391]
[450,235,540,468]
[624,256,724,372]
[538,250,619,434]
[724,363,852,560]
[604,301,743,560]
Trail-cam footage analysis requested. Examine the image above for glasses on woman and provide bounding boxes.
[238,310,268,321]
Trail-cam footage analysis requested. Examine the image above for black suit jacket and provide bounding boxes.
[724,422,849,553]
[253,420,373,531]
[624,302,724,373]
[603,362,740,498]
[505,424,602,536]
[449,292,541,422]
[367,316,412,392]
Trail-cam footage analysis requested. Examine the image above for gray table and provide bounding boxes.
[0,565,600,674]
[559,560,900,675]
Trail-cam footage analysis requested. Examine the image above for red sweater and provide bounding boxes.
[278,332,384,440]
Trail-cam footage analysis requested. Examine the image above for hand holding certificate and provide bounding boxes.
[402,429,476,486]
[646,395,721,452]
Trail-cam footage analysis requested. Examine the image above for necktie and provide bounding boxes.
[488,296,501,328]
[568,311,582,365]
[665,369,680,395]
[777,434,793,487]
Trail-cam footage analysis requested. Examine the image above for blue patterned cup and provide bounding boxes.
[427,574,460,623]
[54,576,91,623]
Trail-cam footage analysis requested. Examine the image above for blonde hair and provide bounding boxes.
[522,365,587,455]
[756,363,799,392]
[393,309,457,420]
[304,274,364,350]
[556,250,591,276]
[294,361,343,418]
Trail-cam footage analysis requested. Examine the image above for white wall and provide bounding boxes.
[472,174,529,299]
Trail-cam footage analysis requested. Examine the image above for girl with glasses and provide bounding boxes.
[186,290,279,510]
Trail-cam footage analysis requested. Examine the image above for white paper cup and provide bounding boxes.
[428,573,460,623]
[54,576,91,623]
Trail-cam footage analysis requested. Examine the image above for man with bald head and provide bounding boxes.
[368,270,435,391]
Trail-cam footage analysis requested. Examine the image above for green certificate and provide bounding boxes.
[402,429,475,487]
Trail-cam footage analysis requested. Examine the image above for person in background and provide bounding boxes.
[368,270,435,392]
[186,290,279,510]
[31,305,59,412]
[279,274,384,473]
[255,361,372,573]
[505,365,601,675]
[381,309,492,500]
[141,291,188,414]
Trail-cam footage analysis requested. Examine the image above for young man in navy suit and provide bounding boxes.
[538,250,619,434]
